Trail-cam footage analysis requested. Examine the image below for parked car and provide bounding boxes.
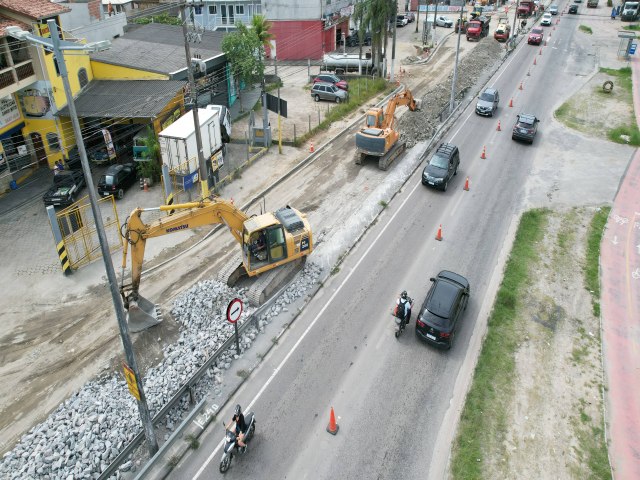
[396,15,408,27]
[435,15,454,28]
[549,4,559,14]
[310,82,349,103]
[475,87,500,116]
[43,170,85,207]
[97,163,137,199]
[346,32,372,46]
[512,113,540,144]
[313,73,348,91]
[568,4,578,13]
[422,143,460,191]
[541,12,553,25]
[528,27,544,45]
[415,270,470,349]
[405,12,416,23]
[574,0,582,3]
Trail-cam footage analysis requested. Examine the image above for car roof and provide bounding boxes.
[531,27,543,33]
[518,113,537,123]
[427,278,462,318]
[313,82,336,88]
[483,87,498,95]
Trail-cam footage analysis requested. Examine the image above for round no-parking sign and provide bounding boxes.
[226,298,243,324]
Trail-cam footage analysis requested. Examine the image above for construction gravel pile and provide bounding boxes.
[0,265,321,479]
[399,38,506,148]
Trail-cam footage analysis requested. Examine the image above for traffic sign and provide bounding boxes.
[122,362,140,401]
[630,42,637,55]
[227,298,243,324]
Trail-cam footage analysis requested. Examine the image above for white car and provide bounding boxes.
[435,15,453,28]
[541,13,553,26]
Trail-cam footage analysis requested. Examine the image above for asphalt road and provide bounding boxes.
[162,15,604,480]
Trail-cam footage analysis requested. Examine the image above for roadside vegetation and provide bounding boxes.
[450,208,610,480]
[579,25,593,34]
[622,24,640,31]
[555,66,640,145]
[293,77,390,147]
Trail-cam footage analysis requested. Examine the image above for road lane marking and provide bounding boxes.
[194,171,424,479]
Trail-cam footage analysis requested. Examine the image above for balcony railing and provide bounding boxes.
[15,61,35,81]
[0,60,35,90]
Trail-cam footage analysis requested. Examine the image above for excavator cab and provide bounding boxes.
[243,224,287,271]
[365,108,385,128]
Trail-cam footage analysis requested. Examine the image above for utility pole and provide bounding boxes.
[512,0,521,38]
[181,3,209,199]
[415,0,421,33]
[275,56,282,154]
[450,6,464,113]
[7,21,159,456]
[433,0,438,44]
[391,0,397,83]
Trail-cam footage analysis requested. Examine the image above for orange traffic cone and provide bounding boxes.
[544,39,547,47]
[533,57,537,65]
[326,407,339,435]
[435,224,443,241]
[509,98,513,107]
[539,48,542,56]
[481,145,486,159]
[519,81,523,90]
[497,120,501,131]
[143,179,149,192]
[310,142,315,153]
[463,177,470,191]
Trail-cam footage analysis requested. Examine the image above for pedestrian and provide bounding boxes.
[617,4,621,15]
[54,160,64,174]
[612,7,617,19]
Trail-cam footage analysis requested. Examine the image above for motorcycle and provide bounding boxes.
[219,412,256,473]
[392,297,413,338]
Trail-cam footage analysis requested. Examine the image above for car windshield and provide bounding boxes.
[429,154,448,169]
[519,116,535,127]
[102,175,116,186]
[532,28,543,34]
[479,91,495,101]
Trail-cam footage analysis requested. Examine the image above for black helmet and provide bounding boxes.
[234,404,242,416]
[401,291,408,299]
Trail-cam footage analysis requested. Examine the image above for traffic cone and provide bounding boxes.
[481,146,486,159]
[527,69,531,76]
[143,179,149,192]
[533,56,537,65]
[544,39,547,47]
[539,48,542,56]
[509,98,513,107]
[326,407,339,435]
[230,197,234,205]
[519,81,523,90]
[463,177,470,191]
[497,120,501,131]
[435,224,443,241]
[310,142,315,153]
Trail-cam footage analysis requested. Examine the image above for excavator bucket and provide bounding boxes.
[127,295,162,333]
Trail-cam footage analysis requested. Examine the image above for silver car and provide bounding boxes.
[475,87,499,116]
[310,82,349,103]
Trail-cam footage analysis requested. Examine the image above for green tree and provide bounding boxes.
[251,14,274,53]
[134,13,182,26]
[222,22,264,111]
[364,0,394,77]
[136,127,162,182]
[353,0,368,74]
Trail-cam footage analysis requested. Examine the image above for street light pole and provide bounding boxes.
[8,20,159,457]
[181,3,210,199]
[391,0,397,83]
[415,0,421,33]
[450,7,464,113]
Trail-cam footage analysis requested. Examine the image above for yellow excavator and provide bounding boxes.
[119,198,313,332]
[355,88,420,170]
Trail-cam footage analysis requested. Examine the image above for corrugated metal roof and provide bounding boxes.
[56,80,186,119]
[90,24,225,76]
[0,0,70,20]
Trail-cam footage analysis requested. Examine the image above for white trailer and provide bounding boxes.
[158,107,224,178]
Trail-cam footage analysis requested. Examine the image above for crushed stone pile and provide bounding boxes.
[399,39,505,148]
[0,264,322,479]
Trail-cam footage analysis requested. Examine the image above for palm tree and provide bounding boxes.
[365,0,394,77]
[251,14,274,55]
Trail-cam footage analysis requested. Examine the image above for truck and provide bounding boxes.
[621,1,639,20]
[518,1,535,17]
[587,0,598,7]
[466,16,490,41]
[158,105,225,187]
[322,53,374,74]
[134,105,231,161]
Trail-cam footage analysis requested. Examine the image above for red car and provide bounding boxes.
[313,73,348,91]
[528,27,544,45]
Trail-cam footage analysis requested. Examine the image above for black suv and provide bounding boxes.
[416,270,470,349]
[97,163,137,199]
[422,143,460,191]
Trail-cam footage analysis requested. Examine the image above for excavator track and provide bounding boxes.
[246,258,305,306]
[217,253,245,286]
[356,140,406,171]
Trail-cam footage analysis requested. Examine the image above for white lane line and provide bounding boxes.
[194,174,424,479]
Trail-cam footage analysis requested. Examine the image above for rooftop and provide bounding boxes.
[0,0,70,20]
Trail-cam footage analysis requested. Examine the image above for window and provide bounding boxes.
[77,68,88,88]
[46,133,60,151]
[209,5,217,15]
[235,5,244,15]
[193,5,202,15]
[254,4,261,14]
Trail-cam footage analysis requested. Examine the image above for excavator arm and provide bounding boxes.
[121,198,248,304]
[381,88,420,129]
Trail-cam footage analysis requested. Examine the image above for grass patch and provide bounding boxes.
[167,455,180,469]
[554,101,583,131]
[622,24,640,31]
[606,124,640,145]
[575,425,612,480]
[293,77,389,147]
[450,209,548,480]
[330,266,340,276]
[571,344,590,364]
[584,207,610,316]
[579,25,593,34]
[237,369,249,379]
[185,433,200,449]
[599,66,632,93]
[379,200,388,208]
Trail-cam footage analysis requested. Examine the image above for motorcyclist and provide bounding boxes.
[396,291,412,328]
[226,404,247,451]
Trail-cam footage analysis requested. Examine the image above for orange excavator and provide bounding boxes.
[355,88,420,170]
